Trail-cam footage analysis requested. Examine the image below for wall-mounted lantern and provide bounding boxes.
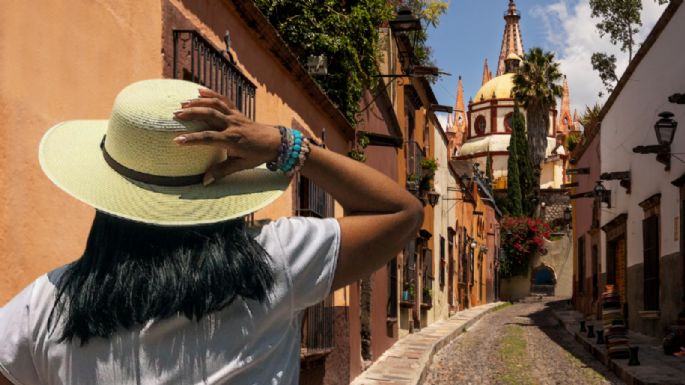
[633,111,678,170]
[563,205,572,223]
[426,190,440,207]
[654,111,677,146]
[593,181,611,208]
[389,6,422,33]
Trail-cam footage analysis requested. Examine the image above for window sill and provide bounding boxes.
[399,300,414,308]
[638,310,660,319]
[386,317,398,325]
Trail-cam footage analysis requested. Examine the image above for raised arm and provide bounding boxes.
[174,89,423,290]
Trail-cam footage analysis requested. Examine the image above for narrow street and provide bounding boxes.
[424,299,625,385]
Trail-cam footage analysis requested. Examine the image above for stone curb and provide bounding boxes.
[551,308,685,385]
[350,301,508,385]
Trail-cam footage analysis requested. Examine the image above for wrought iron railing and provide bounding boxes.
[422,248,433,305]
[402,240,417,303]
[296,175,334,218]
[301,294,335,356]
[406,141,425,180]
[172,30,256,120]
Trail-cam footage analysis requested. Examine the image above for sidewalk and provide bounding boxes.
[551,303,685,385]
[350,301,507,385]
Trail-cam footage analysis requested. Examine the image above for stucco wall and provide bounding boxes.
[599,3,685,336]
[0,0,163,304]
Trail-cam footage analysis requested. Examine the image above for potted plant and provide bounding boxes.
[402,282,415,301]
[422,287,432,303]
[406,174,420,192]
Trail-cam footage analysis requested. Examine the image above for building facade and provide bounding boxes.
[581,0,685,338]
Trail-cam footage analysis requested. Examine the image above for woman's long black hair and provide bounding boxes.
[49,211,274,345]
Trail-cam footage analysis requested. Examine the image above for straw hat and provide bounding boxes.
[39,79,290,226]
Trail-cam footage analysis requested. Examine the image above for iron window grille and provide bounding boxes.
[172,30,256,120]
[422,248,433,305]
[300,294,335,357]
[296,175,334,219]
[388,258,398,318]
[406,141,425,180]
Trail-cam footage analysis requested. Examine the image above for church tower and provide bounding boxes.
[496,0,524,76]
[482,59,492,86]
[558,76,573,135]
[447,76,468,158]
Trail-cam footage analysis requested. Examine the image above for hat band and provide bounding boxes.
[100,136,204,186]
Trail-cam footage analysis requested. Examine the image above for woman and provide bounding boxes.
[0,79,422,384]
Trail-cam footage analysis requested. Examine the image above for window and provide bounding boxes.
[296,175,333,218]
[439,236,446,288]
[171,30,256,120]
[474,115,486,135]
[422,248,433,305]
[448,229,455,306]
[577,236,585,293]
[503,112,513,132]
[643,215,660,311]
[387,258,398,318]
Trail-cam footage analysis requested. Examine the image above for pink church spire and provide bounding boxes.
[496,0,524,76]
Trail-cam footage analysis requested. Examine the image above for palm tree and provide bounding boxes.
[512,47,563,207]
[580,103,603,133]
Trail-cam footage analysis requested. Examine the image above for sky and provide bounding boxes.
[426,0,669,124]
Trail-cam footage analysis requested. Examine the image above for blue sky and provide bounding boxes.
[426,0,668,119]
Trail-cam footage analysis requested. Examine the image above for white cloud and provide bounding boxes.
[531,0,668,115]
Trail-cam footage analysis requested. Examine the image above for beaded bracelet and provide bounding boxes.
[266,126,312,176]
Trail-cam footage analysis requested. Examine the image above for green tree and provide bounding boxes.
[580,103,603,132]
[255,0,394,124]
[591,52,619,97]
[511,104,536,217]
[512,48,563,209]
[404,0,449,65]
[506,132,523,217]
[589,0,669,95]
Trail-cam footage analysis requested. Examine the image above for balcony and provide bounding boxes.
[406,141,425,179]
[296,175,334,218]
[172,30,256,120]
[300,295,335,358]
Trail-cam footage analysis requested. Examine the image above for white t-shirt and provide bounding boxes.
[0,216,340,385]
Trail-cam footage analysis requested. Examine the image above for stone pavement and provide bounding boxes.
[349,301,507,385]
[551,303,685,385]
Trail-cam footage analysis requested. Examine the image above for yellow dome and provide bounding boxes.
[474,73,515,102]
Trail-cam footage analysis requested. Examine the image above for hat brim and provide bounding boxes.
[39,120,290,226]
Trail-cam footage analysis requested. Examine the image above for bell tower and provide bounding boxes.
[496,0,524,76]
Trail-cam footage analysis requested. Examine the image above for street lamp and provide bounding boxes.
[427,190,440,207]
[654,111,677,146]
[563,205,572,223]
[593,181,611,208]
[633,111,678,170]
[389,6,422,33]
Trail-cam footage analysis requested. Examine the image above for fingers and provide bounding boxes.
[173,107,226,128]
[174,130,228,147]
[203,156,252,186]
[198,88,236,110]
[181,97,231,115]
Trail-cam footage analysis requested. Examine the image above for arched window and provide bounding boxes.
[474,115,486,135]
[504,112,514,133]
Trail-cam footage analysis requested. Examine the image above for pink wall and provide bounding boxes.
[572,130,601,313]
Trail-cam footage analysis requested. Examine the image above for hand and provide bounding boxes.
[172,88,281,185]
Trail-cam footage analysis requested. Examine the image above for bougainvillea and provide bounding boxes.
[500,217,552,277]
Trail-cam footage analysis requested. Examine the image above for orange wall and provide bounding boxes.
[0,0,163,304]
[0,0,354,305]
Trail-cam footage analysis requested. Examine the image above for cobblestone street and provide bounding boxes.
[423,299,625,385]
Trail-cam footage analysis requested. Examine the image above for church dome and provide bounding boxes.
[474,73,515,102]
